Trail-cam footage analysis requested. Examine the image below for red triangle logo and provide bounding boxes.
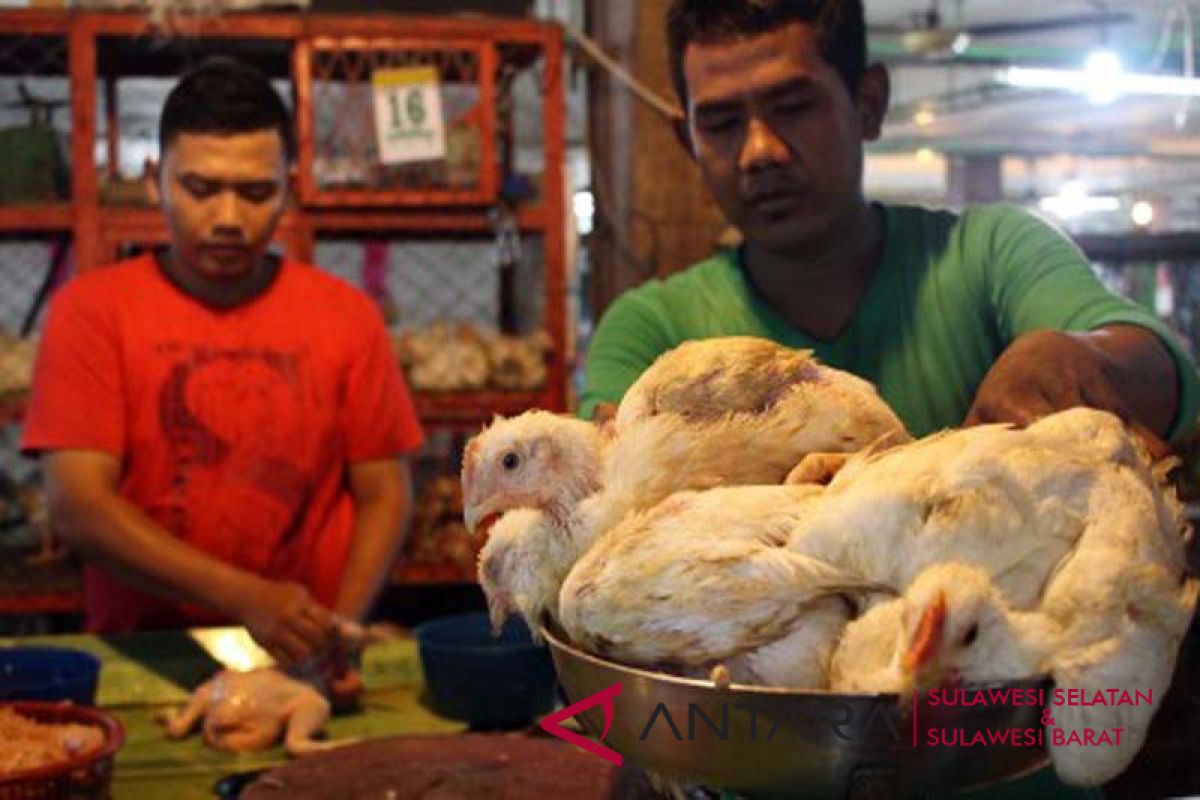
[539,682,624,766]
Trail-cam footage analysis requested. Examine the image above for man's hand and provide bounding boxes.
[965,328,1174,458]
[237,578,338,667]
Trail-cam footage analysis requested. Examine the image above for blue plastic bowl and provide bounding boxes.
[414,612,557,729]
[0,646,102,705]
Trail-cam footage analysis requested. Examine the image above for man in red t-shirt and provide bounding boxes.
[22,57,424,666]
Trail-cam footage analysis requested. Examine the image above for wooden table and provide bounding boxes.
[1,629,465,799]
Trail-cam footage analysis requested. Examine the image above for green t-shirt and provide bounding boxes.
[581,203,1200,442]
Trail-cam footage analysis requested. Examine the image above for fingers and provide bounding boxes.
[1128,420,1175,461]
[288,614,332,657]
[592,402,617,426]
[964,396,1048,429]
[266,630,311,667]
[243,580,339,667]
[299,602,337,638]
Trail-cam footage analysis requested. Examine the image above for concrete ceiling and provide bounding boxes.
[863,1,1200,231]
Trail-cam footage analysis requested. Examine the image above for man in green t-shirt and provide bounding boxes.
[581,0,1199,449]
[580,2,1198,797]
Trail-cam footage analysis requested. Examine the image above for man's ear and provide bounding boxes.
[671,111,697,160]
[856,63,891,142]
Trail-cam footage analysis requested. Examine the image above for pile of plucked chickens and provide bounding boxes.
[462,336,1198,787]
[393,323,552,392]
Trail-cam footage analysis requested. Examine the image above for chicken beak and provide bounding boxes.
[463,504,484,536]
[463,501,495,536]
[903,591,947,680]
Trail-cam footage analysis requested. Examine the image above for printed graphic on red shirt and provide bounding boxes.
[155,343,324,572]
[21,256,425,631]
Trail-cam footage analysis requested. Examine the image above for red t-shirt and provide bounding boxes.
[21,255,424,632]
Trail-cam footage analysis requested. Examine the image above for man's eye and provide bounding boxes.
[238,184,278,203]
[774,100,811,115]
[181,178,219,198]
[699,116,742,135]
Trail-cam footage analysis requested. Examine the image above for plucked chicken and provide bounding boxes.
[162,668,341,757]
[464,340,910,632]
[556,484,876,687]
[784,409,1161,606]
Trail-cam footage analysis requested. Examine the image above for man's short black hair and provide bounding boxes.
[666,0,867,107]
[159,56,296,161]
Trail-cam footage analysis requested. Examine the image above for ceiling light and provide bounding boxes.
[1039,181,1120,220]
[1131,200,1155,227]
[903,28,968,57]
[916,147,937,163]
[914,109,936,127]
[1083,49,1123,105]
[1000,62,1200,101]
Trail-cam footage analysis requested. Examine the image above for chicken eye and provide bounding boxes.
[501,452,521,471]
[961,624,979,646]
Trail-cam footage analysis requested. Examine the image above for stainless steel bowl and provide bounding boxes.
[542,626,1051,799]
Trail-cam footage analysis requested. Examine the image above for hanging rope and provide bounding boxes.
[562,24,682,121]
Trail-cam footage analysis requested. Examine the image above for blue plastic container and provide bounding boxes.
[0,646,102,705]
[414,612,557,729]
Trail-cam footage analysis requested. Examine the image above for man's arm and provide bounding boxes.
[43,450,337,664]
[333,458,412,621]
[965,325,1177,452]
[580,287,677,420]
[967,205,1199,442]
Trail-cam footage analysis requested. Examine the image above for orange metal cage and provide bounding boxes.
[0,9,569,421]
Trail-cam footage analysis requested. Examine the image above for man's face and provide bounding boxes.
[157,130,289,281]
[683,23,880,253]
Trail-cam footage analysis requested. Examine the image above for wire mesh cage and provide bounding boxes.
[0,236,75,621]
[0,33,71,206]
[305,38,496,204]
[314,232,550,399]
[497,41,547,182]
[0,236,69,406]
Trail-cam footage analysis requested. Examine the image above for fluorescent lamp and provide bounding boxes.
[1039,181,1120,220]
[1083,49,1123,105]
[1000,65,1200,100]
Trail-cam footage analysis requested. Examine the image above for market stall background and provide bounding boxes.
[0,0,582,630]
[0,1,1199,798]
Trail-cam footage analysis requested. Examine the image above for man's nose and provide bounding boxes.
[738,116,789,171]
[211,190,245,239]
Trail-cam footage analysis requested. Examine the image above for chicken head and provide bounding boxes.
[462,411,607,535]
[899,562,1054,695]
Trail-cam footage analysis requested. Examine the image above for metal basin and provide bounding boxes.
[542,626,1051,799]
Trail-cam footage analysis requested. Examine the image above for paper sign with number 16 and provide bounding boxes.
[372,66,446,165]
